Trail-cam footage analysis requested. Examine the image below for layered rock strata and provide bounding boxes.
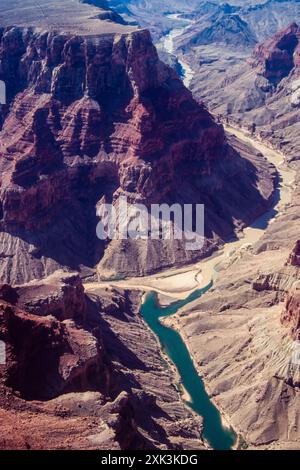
[0,272,205,449]
[0,26,276,283]
[191,23,300,161]
[166,220,300,449]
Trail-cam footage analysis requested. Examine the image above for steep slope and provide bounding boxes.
[177,6,257,51]
[183,14,257,48]
[0,22,276,283]
[0,0,136,35]
[252,22,300,83]
[0,1,277,451]
[88,1,300,45]
[166,209,300,449]
[0,273,205,449]
[161,2,300,116]
[101,1,300,43]
[192,22,300,160]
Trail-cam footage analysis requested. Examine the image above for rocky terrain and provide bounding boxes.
[101,2,300,162]
[157,16,300,443]
[100,1,300,69]
[1,0,298,452]
[155,7,300,450]
[176,1,300,46]
[0,0,278,451]
[189,22,300,162]
[78,0,300,451]
[0,0,136,35]
[99,1,300,42]
[135,2,300,164]
[0,0,211,451]
[0,2,277,283]
[167,229,300,448]
[0,271,206,449]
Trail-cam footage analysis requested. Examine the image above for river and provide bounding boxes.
[85,17,296,451]
[85,125,295,449]
[143,17,296,450]
[141,287,236,450]
[139,121,295,451]
[156,13,195,88]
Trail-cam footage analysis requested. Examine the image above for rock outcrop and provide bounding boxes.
[0,301,104,401]
[191,22,300,161]
[15,271,88,322]
[287,240,300,267]
[181,13,257,49]
[0,278,206,449]
[281,242,300,341]
[0,271,104,401]
[0,25,276,283]
[252,23,300,84]
[166,226,300,448]
[281,282,300,340]
[81,1,127,25]
[0,0,286,451]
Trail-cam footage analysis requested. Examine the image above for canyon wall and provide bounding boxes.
[169,200,300,449]
[0,0,281,450]
[191,22,300,161]
[0,25,276,283]
[0,271,205,449]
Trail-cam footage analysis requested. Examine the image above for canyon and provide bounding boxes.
[98,1,300,450]
[151,5,300,450]
[88,123,299,449]
[0,272,208,450]
[0,0,300,452]
[190,21,300,161]
[0,2,276,284]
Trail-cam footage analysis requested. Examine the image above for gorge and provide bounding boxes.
[75,10,298,449]
[0,0,300,452]
[88,121,295,449]
[148,8,300,450]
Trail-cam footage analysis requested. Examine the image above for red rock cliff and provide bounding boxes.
[0,27,275,282]
[252,22,300,83]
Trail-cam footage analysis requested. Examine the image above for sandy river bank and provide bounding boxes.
[85,125,295,306]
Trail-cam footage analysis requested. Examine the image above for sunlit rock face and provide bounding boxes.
[287,240,300,268]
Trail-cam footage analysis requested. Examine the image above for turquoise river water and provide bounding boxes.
[141,287,237,450]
